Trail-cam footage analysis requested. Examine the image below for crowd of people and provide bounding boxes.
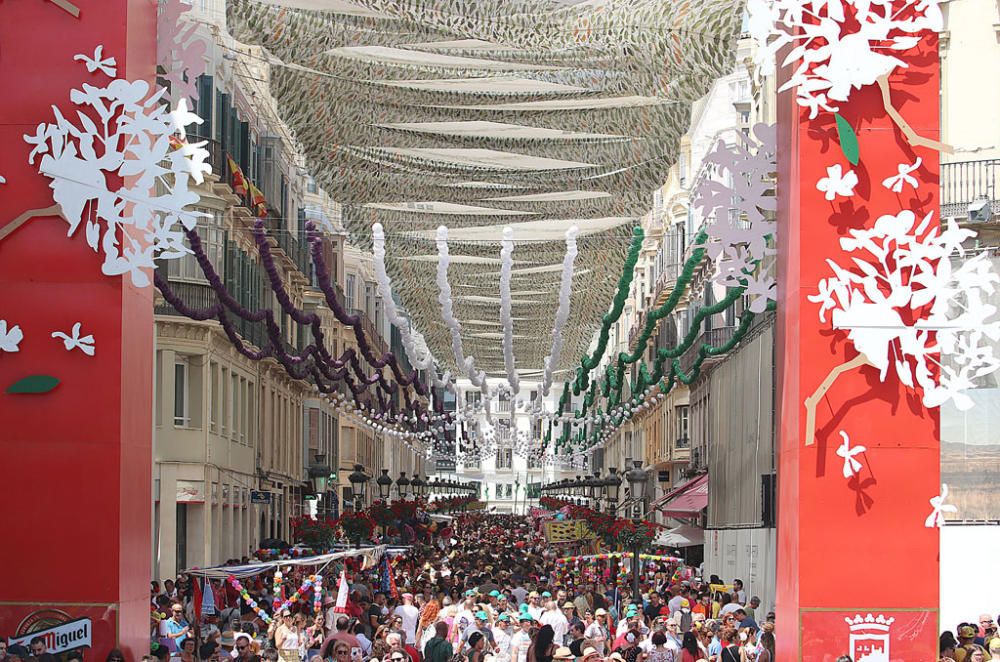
[6,513,996,662]
[138,514,775,662]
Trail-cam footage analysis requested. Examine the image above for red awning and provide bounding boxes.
[653,474,708,517]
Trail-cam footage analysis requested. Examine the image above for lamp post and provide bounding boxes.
[376,469,393,502]
[411,475,425,500]
[308,466,330,518]
[347,464,370,548]
[397,472,411,500]
[624,459,650,604]
[605,467,621,515]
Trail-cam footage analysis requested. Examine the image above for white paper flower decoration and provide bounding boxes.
[74,45,117,77]
[803,209,1000,443]
[52,322,95,356]
[835,431,866,478]
[882,157,922,193]
[21,47,211,287]
[816,164,858,201]
[693,123,777,314]
[924,483,958,528]
[0,320,24,353]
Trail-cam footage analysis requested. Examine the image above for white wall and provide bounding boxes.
[941,525,1000,631]
[703,528,777,616]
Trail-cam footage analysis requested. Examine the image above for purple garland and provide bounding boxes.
[303,223,427,397]
[153,226,434,426]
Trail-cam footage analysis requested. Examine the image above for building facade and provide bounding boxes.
[151,7,424,580]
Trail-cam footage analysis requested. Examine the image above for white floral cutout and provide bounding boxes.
[816,164,858,200]
[924,483,957,527]
[74,45,117,77]
[693,123,777,314]
[882,157,922,193]
[808,210,1000,411]
[52,322,95,356]
[747,0,942,107]
[835,430,866,478]
[23,47,211,287]
[156,0,208,106]
[0,321,24,353]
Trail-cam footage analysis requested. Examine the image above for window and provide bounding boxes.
[209,361,219,433]
[221,368,229,435]
[345,274,356,313]
[676,405,690,447]
[465,391,481,408]
[174,361,189,426]
[531,418,543,440]
[306,177,317,194]
[364,282,375,319]
[167,209,224,282]
[497,448,513,470]
[231,372,239,440]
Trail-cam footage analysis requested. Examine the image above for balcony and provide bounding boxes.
[679,325,736,374]
[676,435,690,449]
[941,159,1000,222]
[155,279,214,316]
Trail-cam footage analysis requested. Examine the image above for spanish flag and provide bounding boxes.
[248,182,268,218]
[227,156,248,195]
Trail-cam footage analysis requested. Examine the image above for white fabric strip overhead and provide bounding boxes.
[499,226,519,396]
[372,222,453,392]
[539,225,579,401]
[435,225,491,420]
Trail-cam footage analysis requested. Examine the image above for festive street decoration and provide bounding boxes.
[748,0,950,152]
[227,575,272,624]
[338,511,377,543]
[836,431,867,479]
[694,122,777,314]
[882,158,922,193]
[0,321,23,353]
[538,226,579,400]
[805,211,1000,443]
[816,164,859,201]
[156,0,208,106]
[51,322,95,356]
[15,49,211,286]
[925,484,958,528]
[6,375,60,395]
[499,227,519,395]
[372,223,451,393]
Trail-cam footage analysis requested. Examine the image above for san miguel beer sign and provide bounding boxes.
[9,617,93,654]
[0,606,115,657]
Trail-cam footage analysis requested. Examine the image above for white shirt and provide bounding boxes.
[667,596,684,614]
[393,604,420,645]
[526,605,544,622]
[511,588,527,607]
[733,590,747,605]
[540,610,568,643]
[493,626,512,660]
[510,631,532,662]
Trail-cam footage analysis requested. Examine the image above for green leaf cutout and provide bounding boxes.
[7,375,60,394]
[834,113,860,166]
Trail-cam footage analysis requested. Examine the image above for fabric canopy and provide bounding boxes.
[182,545,387,579]
[226,0,744,374]
[653,474,709,517]
[653,524,706,548]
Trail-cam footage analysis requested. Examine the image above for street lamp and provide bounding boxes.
[348,464,370,511]
[411,475,425,498]
[605,467,621,515]
[624,459,650,604]
[397,472,411,499]
[376,469,393,502]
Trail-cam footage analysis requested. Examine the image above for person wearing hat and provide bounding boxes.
[552,647,574,662]
[493,613,513,661]
[587,608,611,655]
[580,647,600,662]
[958,625,981,662]
[511,613,534,662]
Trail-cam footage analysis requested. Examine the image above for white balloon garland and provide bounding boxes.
[372,223,454,392]
[435,226,492,419]
[537,225,579,403]
[499,226,520,396]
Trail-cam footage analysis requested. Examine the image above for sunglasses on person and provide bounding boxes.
[335,650,350,657]
[391,656,406,661]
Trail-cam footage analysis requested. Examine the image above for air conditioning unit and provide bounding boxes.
[968,199,993,223]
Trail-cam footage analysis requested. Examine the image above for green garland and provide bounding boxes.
[574,227,645,390]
